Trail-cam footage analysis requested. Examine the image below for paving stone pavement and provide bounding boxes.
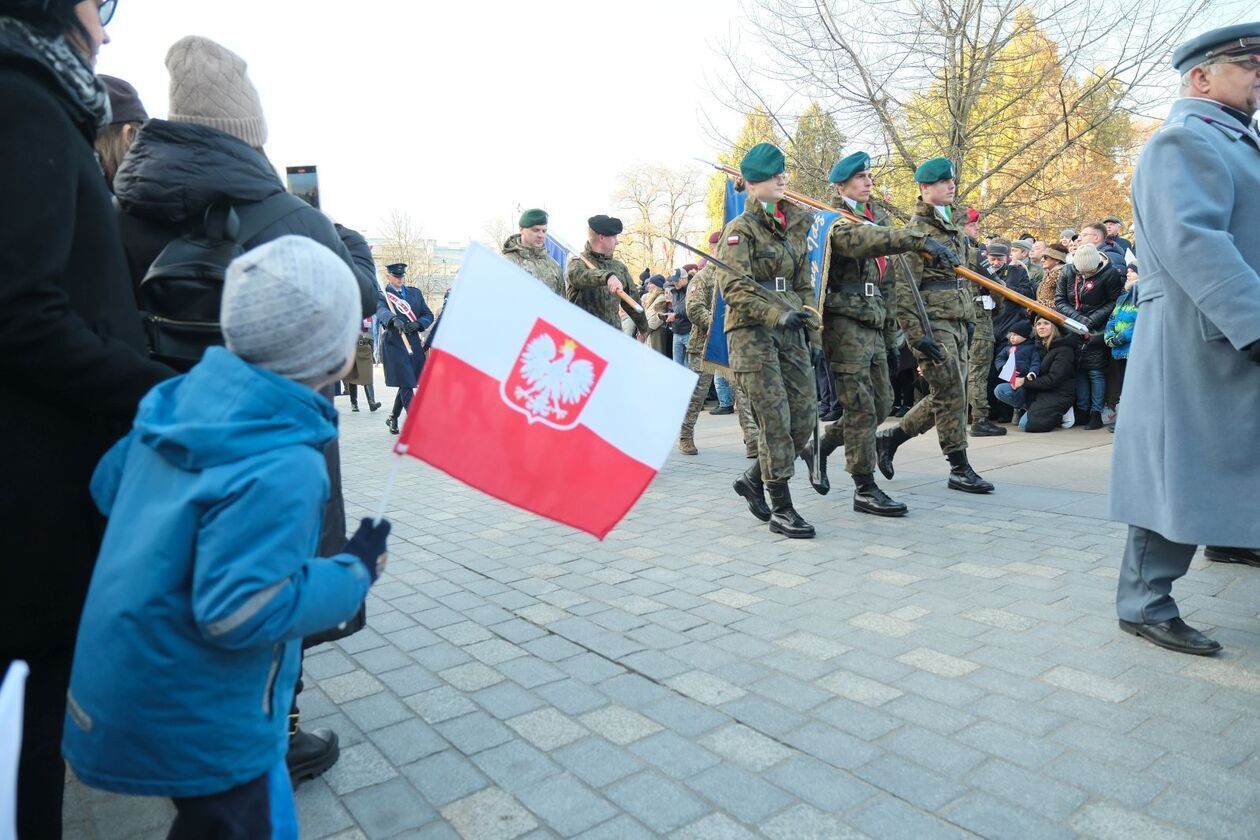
[64,386,1260,839]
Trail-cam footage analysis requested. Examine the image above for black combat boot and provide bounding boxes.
[852,473,908,517]
[765,482,815,539]
[286,713,340,786]
[799,438,837,496]
[365,384,382,412]
[970,416,1006,436]
[732,463,771,522]
[875,426,910,480]
[385,414,400,435]
[946,450,995,493]
[1085,411,1104,430]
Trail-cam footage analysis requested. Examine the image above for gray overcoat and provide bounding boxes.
[1109,97,1260,546]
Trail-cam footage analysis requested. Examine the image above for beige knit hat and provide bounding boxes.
[1072,243,1105,275]
[166,35,268,147]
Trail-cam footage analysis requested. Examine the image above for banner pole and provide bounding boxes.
[373,453,403,525]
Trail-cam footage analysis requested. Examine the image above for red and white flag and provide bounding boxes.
[396,244,697,538]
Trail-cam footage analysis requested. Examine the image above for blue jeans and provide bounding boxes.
[672,331,690,366]
[1075,369,1105,413]
[715,374,734,407]
[993,383,1029,428]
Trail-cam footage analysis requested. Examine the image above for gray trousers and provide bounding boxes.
[1115,525,1196,624]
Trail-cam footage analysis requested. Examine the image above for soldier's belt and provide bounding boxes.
[828,282,882,298]
[920,280,963,291]
[756,277,789,292]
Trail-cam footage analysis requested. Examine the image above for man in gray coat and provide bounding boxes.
[1111,23,1260,655]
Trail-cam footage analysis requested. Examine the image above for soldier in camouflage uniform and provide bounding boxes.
[566,215,647,332]
[679,248,760,457]
[813,152,957,516]
[875,158,996,494]
[713,143,821,539]
[501,208,563,295]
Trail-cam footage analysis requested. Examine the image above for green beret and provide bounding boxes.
[740,142,786,183]
[914,157,956,184]
[519,208,548,228]
[828,151,870,184]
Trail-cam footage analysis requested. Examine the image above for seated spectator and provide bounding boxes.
[1,3,172,834]
[1104,261,1140,432]
[992,320,1039,420]
[1054,242,1123,429]
[62,237,390,838]
[1019,318,1079,432]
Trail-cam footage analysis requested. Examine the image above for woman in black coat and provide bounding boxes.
[1018,318,1079,433]
[0,3,173,834]
[1054,243,1122,427]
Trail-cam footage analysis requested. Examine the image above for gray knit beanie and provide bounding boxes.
[222,237,360,387]
[166,35,268,147]
[1072,243,1105,275]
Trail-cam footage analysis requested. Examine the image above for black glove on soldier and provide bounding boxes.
[914,336,946,363]
[922,238,961,269]
[776,310,810,332]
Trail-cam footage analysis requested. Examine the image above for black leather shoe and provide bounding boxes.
[287,727,341,785]
[1118,617,1221,656]
[1205,546,1260,568]
[799,440,830,496]
[766,482,815,539]
[892,405,909,418]
[946,450,994,493]
[820,407,843,422]
[853,477,908,517]
[876,427,907,480]
[1085,411,1104,430]
[733,465,771,522]
[385,415,399,435]
[970,417,1007,436]
[350,403,360,412]
[709,405,734,415]
[368,401,382,412]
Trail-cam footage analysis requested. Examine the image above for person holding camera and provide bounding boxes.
[377,263,435,434]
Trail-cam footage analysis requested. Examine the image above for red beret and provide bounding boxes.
[966,208,980,224]
[708,231,722,245]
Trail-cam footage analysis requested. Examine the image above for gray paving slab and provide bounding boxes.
[69,396,1260,838]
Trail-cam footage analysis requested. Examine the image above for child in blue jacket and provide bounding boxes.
[993,320,1040,415]
[63,237,391,839]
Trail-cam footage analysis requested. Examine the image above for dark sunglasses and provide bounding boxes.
[99,0,117,26]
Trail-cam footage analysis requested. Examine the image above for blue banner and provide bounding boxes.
[544,233,569,278]
[702,180,749,368]
[807,211,844,312]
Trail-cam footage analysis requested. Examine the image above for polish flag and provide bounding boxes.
[396,244,697,538]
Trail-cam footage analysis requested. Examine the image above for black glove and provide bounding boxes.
[343,517,391,582]
[1086,331,1107,349]
[965,321,976,343]
[914,336,946,363]
[1249,341,1260,366]
[922,238,961,269]
[810,344,825,367]
[390,316,408,332]
[404,320,424,335]
[776,309,809,331]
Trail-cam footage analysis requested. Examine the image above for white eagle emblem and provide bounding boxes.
[507,334,597,425]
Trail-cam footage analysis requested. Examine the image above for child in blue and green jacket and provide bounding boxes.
[1104,263,1140,431]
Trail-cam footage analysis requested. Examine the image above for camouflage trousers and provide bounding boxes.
[680,355,759,446]
[820,317,892,476]
[728,326,816,483]
[898,319,969,454]
[967,310,994,416]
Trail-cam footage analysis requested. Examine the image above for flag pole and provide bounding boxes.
[373,451,403,525]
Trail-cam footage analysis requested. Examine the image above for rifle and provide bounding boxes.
[700,160,1088,336]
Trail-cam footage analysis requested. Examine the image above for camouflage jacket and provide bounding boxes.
[713,199,816,333]
[566,245,635,330]
[685,264,716,354]
[899,198,982,341]
[501,234,563,296]
[825,198,924,341]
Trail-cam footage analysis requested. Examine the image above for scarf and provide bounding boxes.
[0,16,111,131]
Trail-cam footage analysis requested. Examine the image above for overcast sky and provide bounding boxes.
[96,0,745,244]
[96,1,1246,246]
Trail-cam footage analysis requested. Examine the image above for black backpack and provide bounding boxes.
[138,192,308,371]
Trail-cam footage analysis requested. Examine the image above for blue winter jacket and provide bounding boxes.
[63,348,372,797]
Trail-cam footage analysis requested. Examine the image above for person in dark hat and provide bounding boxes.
[877,157,997,494]
[96,74,149,189]
[811,149,954,517]
[1101,215,1134,257]
[501,208,563,295]
[1110,21,1260,657]
[375,262,434,434]
[566,214,647,332]
[712,142,821,538]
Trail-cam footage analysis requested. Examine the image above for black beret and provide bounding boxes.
[588,215,623,236]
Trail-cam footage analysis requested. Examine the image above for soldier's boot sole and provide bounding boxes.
[733,477,771,522]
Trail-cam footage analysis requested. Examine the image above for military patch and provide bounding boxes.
[728,235,741,245]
